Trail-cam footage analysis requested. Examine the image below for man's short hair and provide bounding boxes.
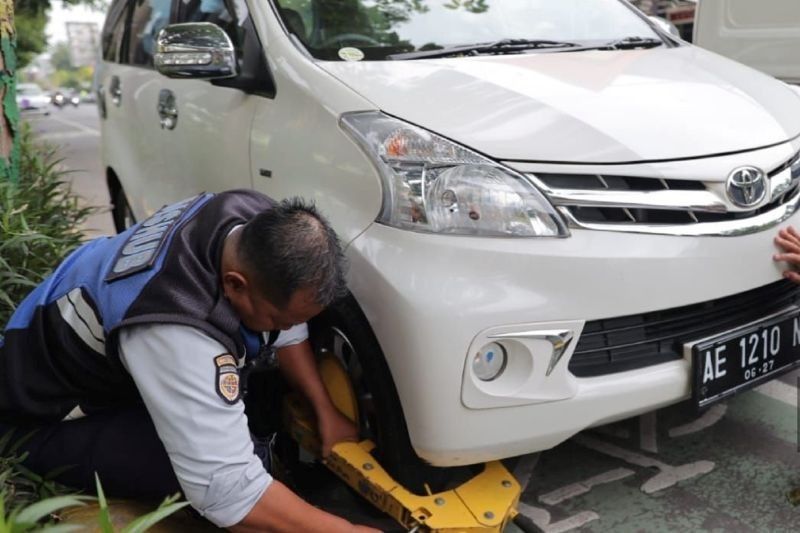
[237,198,348,309]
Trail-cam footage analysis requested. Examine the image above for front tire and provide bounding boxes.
[309,296,473,495]
[111,184,136,233]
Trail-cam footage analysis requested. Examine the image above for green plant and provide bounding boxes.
[0,125,93,326]
[93,475,189,533]
[0,472,188,533]
[0,430,86,532]
[0,432,189,532]
[0,490,89,532]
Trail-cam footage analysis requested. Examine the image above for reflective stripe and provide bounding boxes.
[56,288,106,355]
[62,405,87,421]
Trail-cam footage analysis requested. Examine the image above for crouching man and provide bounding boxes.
[0,189,378,532]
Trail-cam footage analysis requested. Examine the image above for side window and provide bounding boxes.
[176,0,274,96]
[276,0,313,43]
[128,0,173,67]
[178,0,244,51]
[102,0,130,63]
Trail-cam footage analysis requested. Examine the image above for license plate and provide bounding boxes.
[691,306,800,409]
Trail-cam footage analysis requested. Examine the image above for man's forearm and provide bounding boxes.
[276,339,359,457]
[276,341,338,417]
[230,480,358,533]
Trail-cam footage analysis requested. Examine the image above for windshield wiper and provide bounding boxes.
[387,38,579,60]
[598,36,664,50]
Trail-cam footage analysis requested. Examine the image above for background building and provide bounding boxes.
[66,21,100,68]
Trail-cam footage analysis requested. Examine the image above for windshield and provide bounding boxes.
[272,0,662,60]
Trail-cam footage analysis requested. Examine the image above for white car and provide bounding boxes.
[16,83,50,114]
[97,0,800,492]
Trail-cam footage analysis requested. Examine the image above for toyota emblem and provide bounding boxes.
[726,166,766,208]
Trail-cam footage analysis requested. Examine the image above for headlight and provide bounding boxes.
[341,111,568,237]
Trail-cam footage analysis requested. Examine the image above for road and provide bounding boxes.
[23,108,800,532]
[23,103,115,236]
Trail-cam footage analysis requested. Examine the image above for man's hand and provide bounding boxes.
[276,340,360,457]
[774,226,800,284]
[318,404,360,458]
[233,480,382,533]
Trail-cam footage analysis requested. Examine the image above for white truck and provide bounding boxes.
[694,0,800,84]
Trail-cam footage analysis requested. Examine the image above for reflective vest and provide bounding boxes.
[0,189,274,423]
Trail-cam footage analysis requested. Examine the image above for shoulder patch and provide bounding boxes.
[214,353,241,404]
[105,194,206,282]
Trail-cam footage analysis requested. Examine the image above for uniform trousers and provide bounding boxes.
[0,407,181,500]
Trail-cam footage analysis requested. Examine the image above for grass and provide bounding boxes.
[0,124,93,326]
[0,430,188,532]
[93,475,189,533]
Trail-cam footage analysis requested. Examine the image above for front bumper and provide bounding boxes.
[346,209,800,466]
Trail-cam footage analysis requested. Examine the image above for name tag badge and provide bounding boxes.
[105,195,206,281]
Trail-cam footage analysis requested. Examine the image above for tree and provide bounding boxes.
[15,5,47,68]
[0,0,20,183]
[51,41,72,70]
[0,0,101,183]
[18,0,110,69]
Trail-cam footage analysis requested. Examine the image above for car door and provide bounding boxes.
[100,0,260,219]
[150,0,262,206]
[98,0,177,218]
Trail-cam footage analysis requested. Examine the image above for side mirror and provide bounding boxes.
[154,22,237,79]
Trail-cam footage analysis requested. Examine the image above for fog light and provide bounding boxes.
[472,342,507,381]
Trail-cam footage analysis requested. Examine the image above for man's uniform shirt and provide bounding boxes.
[119,323,307,526]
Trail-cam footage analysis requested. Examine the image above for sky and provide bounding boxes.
[45,0,109,44]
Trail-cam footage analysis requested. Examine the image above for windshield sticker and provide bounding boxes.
[338,47,365,62]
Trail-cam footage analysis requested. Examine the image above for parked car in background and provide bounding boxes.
[16,83,50,115]
[694,0,800,85]
[80,89,97,104]
[97,0,800,493]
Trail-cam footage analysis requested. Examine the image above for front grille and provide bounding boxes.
[569,280,800,377]
[567,194,794,225]
[537,173,706,192]
[534,156,800,228]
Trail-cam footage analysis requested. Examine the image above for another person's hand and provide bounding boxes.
[318,406,359,458]
[775,226,800,283]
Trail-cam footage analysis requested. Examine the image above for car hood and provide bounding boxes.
[319,46,800,164]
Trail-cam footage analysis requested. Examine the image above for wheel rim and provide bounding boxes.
[323,326,378,441]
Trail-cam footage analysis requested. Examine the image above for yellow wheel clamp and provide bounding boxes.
[283,353,524,533]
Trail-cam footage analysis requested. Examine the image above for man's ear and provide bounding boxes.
[222,271,248,295]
